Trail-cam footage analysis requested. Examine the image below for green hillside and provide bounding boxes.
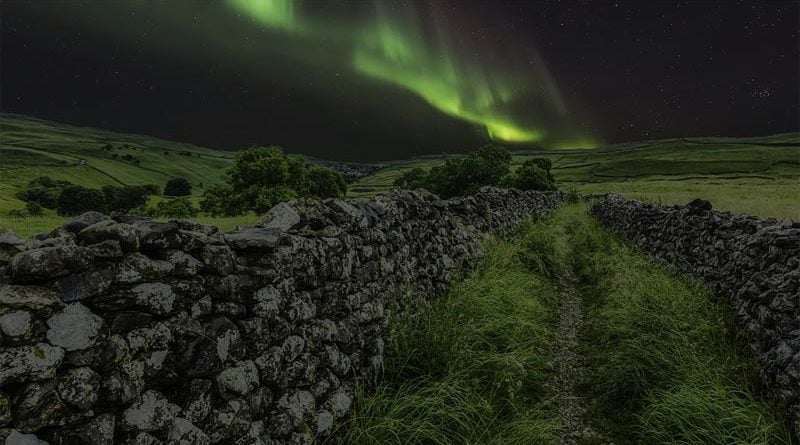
[2,114,798,236]
[350,135,800,220]
[0,114,251,234]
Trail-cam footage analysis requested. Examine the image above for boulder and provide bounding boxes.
[224,228,280,251]
[10,245,94,283]
[257,203,301,232]
[78,220,139,252]
[0,343,64,385]
[64,211,108,234]
[46,303,104,351]
[120,390,181,431]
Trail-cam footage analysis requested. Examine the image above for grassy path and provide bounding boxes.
[332,204,794,444]
[546,273,597,444]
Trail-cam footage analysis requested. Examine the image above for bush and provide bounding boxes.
[25,201,44,217]
[164,178,192,196]
[103,185,151,213]
[502,159,556,191]
[200,146,346,216]
[392,144,514,198]
[393,167,427,190]
[149,198,198,218]
[16,176,72,209]
[57,185,106,216]
[308,165,347,198]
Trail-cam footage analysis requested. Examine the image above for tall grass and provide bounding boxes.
[329,222,562,444]
[569,205,793,444]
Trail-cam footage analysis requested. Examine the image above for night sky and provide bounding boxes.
[2,0,798,160]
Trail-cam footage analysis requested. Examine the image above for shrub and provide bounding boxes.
[502,159,556,191]
[200,146,346,216]
[391,144,515,198]
[149,198,198,218]
[103,185,151,213]
[6,208,28,219]
[308,165,347,198]
[164,178,192,196]
[393,167,427,189]
[15,176,72,209]
[25,201,44,217]
[57,185,106,216]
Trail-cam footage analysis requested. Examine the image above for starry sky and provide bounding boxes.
[2,0,798,160]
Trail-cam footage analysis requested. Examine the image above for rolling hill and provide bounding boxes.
[1,113,798,236]
[349,134,800,220]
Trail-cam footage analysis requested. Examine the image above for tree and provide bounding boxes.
[164,178,192,196]
[57,185,106,216]
[150,198,198,218]
[200,146,346,216]
[394,145,514,198]
[501,159,556,191]
[16,176,72,209]
[103,185,151,213]
[393,167,427,189]
[308,166,347,198]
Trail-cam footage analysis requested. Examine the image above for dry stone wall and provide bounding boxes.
[0,187,566,445]
[592,195,800,436]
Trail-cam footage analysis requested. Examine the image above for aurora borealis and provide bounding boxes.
[226,0,572,145]
[2,0,798,160]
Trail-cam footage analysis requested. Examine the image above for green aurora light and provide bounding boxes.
[19,0,597,149]
[226,0,595,147]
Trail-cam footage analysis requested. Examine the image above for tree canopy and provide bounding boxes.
[200,146,347,216]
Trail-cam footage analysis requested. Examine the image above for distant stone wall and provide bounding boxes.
[0,187,566,445]
[592,195,800,436]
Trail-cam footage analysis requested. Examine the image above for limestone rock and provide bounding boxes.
[216,360,260,398]
[64,211,108,234]
[46,303,104,351]
[224,228,280,251]
[57,366,101,410]
[0,343,64,385]
[10,245,94,283]
[257,203,301,232]
[120,390,181,431]
[79,220,140,252]
[167,418,210,445]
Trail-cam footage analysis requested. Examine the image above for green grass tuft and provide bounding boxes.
[330,225,561,444]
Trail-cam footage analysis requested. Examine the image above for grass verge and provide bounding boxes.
[328,219,565,444]
[569,204,794,444]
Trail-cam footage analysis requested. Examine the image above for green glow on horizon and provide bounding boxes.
[548,138,599,149]
[227,0,300,32]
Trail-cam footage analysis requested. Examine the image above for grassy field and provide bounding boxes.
[334,205,794,444]
[349,135,800,220]
[0,114,246,235]
[2,113,797,237]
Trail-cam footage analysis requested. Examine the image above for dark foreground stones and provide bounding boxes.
[0,188,566,444]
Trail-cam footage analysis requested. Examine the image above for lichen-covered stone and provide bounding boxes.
[167,418,210,445]
[10,245,94,282]
[0,343,64,385]
[57,366,101,410]
[0,285,62,316]
[46,303,104,351]
[64,211,109,234]
[217,360,260,398]
[79,220,140,252]
[120,390,181,432]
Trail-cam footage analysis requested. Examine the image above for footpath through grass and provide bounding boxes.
[334,204,795,444]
